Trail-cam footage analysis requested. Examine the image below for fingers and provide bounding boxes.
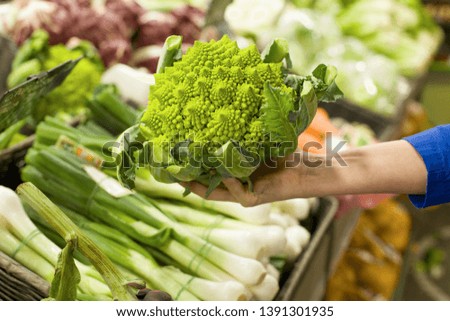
[183,181,236,202]
[222,178,259,207]
[182,178,260,207]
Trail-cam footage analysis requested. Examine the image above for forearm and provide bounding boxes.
[299,140,427,197]
[187,138,429,206]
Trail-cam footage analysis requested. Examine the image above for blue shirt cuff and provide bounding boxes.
[403,125,450,208]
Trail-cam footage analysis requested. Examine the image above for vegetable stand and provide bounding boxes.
[0,196,338,301]
[276,197,338,300]
[0,0,445,302]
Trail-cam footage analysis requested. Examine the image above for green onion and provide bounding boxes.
[0,185,112,300]
[0,118,28,150]
[17,183,137,301]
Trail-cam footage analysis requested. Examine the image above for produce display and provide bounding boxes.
[7,29,104,124]
[224,0,442,115]
[1,0,206,72]
[0,0,444,303]
[325,199,412,300]
[1,97,319,301]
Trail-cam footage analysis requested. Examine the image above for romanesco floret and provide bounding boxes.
[140,35,291,148]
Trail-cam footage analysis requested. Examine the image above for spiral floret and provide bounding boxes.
[140,35,290,149]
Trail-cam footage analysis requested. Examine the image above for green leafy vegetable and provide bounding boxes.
[7,30,104,124]
[116,35,342,192]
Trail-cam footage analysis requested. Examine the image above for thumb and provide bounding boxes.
[222,178,259,207]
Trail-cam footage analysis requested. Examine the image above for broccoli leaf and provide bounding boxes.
[214,140,260,178]
[156,35,183,74]
[290,80,318,135]
[112,124,143,189]
[260,82,297,156]
[285,64,343,134]
[311,64,344,102]
[166,163,203,181]
[261,38,292,69]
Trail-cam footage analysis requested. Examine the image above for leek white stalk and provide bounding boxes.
[162,266,251,301]
[248,274,280,301]
[283,225,311,261]
[180,223,266,260]
[268,211,299,228]
[272,198,312,220]
[265,263,281,281]
[0,226,55,282]
[0,185,61,262]
[157,201,287,257]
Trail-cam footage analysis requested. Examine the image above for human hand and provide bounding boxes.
[183,151,322,206]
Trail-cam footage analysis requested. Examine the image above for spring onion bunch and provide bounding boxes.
[21,117,315,300]
[0,185,112,300]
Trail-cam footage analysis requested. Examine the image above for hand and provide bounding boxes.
[184,151,320,206]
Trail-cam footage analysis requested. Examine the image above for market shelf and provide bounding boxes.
[277,197,338,300]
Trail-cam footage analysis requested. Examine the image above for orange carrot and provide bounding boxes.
[297,131,325,154]
[307,108,340,139]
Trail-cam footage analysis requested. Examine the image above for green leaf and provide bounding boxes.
[261,38,292,69]
[260,82,297,156]
[11,29,49,69]
[48,235,80,301]
[0,58,81,132]
[213,140,259,178]
[112,124,143,189]
[0,118,27,150]
[285,64,343,104]
[149,166,177,183]
[311,64,343,102]
[156,35,183,74]
[205,171,223,198]
[166,163,202,181]
[284,64,343,135]
[293,80,318,135]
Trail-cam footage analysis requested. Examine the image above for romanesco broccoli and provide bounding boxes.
[141,36,291,150]
[117,35,343,193]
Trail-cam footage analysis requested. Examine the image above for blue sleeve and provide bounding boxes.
[403,125,450,208]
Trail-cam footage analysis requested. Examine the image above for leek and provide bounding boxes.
[0,185,112,300]
[17,183,137,301]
